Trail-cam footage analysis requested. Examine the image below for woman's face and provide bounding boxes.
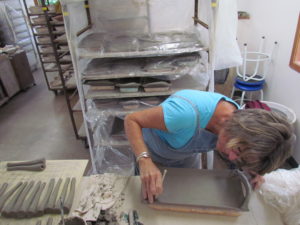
[216,129,240,161]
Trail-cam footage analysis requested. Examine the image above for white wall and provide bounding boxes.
[236,0,300,161]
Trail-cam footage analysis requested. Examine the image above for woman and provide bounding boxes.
[124,90,293,203]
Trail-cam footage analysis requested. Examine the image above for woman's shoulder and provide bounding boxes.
[174,90,223,98]
[172,90,226,103]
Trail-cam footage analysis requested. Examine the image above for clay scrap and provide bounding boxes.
[59,216,86,225]
[6,158,46,172]
[74,174,128,221]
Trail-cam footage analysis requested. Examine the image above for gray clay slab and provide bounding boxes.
[156,167,249,211]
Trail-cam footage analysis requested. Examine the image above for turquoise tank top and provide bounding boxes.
[154,90,239,149]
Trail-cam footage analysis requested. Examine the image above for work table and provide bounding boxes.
[0,160,283,225]
[116,176,283,225]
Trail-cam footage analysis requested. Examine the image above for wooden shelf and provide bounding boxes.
[72,100,82,112]
[78,123,87,138]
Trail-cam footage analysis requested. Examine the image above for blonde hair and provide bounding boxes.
[224,109,294,175]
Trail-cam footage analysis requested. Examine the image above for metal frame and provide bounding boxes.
[22,0,82,140]
[61,0,216,173]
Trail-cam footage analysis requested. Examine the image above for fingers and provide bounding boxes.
[140,169,163,203]
[248,170,258,177]
[142,182,147,200]
[250,174,265,190]
[156,174,163,195]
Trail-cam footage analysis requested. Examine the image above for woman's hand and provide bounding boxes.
[139,158,163,203]
[124,107,167,203]
[249,171,265,190]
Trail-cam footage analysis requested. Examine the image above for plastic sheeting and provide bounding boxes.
[81,53,201,81]
[259,167,300,225]
[84,97,166,175]
[81,52,209,98]
[213,0,242,70]
[93,145,135,176]
[77,31,205,58]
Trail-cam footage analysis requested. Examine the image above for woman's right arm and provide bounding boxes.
[124,106,167,203]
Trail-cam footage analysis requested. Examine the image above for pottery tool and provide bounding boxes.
[128,210,134,225]
[162,169,167,183]
[60,197,66,225]
[153,170,167,201]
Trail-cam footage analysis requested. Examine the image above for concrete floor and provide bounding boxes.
[0,69,90,162]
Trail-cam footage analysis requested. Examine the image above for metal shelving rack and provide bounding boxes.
[21,0,86,141]
[22,0,74,93]
[61,0,214,173]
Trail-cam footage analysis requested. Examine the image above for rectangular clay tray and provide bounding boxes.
[147,167,251,216]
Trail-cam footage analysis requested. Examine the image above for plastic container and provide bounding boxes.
[262,101,296,125]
